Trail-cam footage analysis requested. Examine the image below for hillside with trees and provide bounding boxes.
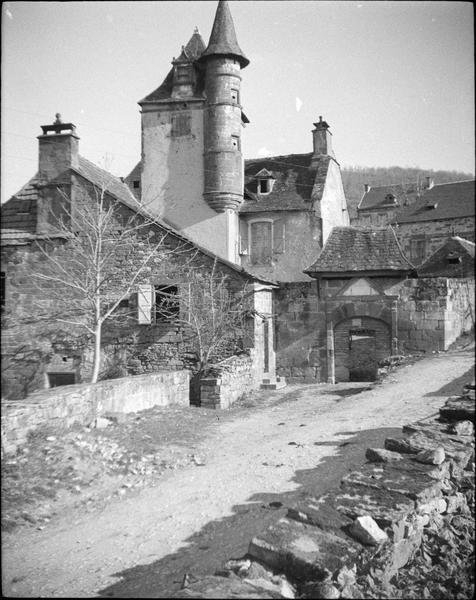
[341,166,474,220]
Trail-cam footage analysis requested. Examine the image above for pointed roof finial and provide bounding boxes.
[199,0,249,68]
[54,113,62,124]
[194,26,200,34]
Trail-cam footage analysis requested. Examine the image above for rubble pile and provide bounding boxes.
[174,381,475,599]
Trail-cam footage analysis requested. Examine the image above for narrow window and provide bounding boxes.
[410,239,426,262]
[155,285,180,322]
[231,88,239,103]
[133,180,140,189]
[231,135,241,151]
[0,272,5,312]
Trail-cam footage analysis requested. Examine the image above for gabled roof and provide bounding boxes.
[1,158,275,286]
[304,226,415,276]
[395,180,475,224]
[198,0,249,68]
[240,153,331,213]
[358,182,420,211]
[417,236,475,278]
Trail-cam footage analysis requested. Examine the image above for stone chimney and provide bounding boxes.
[38,113,79,182]
[311,116,334,166]
[36,114,79,233]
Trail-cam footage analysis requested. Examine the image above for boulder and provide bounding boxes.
[415,447,445,465]
[448,420,474,436]
[365,448,405,463]
[348,515,388,546]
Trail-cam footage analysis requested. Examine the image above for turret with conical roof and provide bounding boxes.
[201,0,249,212]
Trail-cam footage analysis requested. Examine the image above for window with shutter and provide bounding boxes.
[273,219,285,254]
[137,284,153,324]
[239,219,249,255]
[250,221,272,265]
[155,285,180,322]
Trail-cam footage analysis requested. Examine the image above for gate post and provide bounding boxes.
[327,320,335,384]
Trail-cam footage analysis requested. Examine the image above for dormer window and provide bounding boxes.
[385,193,397,204]
[258,179,271,194]
[255,168,275,195]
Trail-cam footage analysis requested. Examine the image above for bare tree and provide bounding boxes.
[29,176,183,383]
[155,258,257,400]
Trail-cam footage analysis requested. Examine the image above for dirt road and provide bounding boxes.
[2,346,474,598]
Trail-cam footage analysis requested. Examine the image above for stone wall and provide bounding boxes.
[1,370,190,455]
[200,354,255,409]
[396,217,475,264]
[274,282,324,383]
[397,277,475,352]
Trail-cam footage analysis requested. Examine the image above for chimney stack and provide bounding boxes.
[36,114,79,233]
[38,113,79,182]
[311,116,334,166]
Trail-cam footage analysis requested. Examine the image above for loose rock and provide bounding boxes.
[348,515,388,546]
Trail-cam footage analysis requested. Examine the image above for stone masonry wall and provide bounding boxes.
[1,370,189,455]
[274,282,325,383]
[397,277,475,352]
[200,354,254,409]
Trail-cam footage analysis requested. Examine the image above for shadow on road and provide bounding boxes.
[424,365,474,397]
[96,425,405,599]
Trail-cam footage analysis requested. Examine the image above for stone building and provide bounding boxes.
[303,226,474,382]
[1,118,277,401]
[354,178,475,265]
[239,117,349,283]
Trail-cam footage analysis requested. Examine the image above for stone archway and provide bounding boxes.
[333,316,391,382]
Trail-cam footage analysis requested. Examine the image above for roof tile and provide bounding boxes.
[305,226,414,275]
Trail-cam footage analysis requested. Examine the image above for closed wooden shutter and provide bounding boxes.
[239,220,249,255]
[273,218,285,254]
[250,221,272,264]
[137,284,153,324]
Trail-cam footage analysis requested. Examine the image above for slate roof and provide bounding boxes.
[198,0,249,68]
[395,180,475,224]
[358,182,420,211]
[1,157,275,285]
[0,175,39,236]
[240,153,331,213]
[304,226,415,276]
[417,236,475,278]
[139,30,206,104]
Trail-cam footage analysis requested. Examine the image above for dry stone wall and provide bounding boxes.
[200,354,256,409]
[1,370,189,456]
[172,381,475,598]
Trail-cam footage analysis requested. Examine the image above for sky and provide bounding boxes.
[1,1,474,203]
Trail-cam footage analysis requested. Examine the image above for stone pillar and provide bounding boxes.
[326,319,335,384]
[391,300,399,355]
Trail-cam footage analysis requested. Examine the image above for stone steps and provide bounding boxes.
[260,377,287,390]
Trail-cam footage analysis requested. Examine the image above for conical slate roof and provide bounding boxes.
[185,27,206,60]
[199,0,249,68]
